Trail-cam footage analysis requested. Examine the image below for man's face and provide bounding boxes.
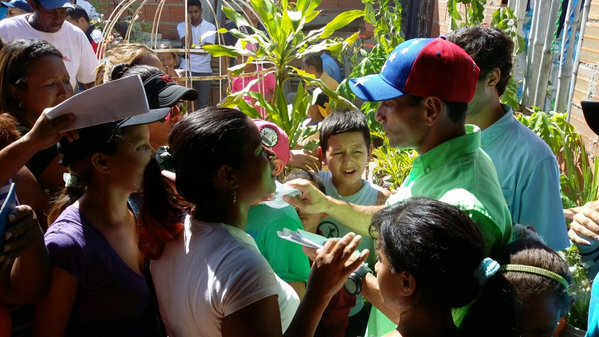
[465,74,489,123]
[65,16,84,32]
[375,95,428,150]
[33,4,67,33]
[188,5,202,26]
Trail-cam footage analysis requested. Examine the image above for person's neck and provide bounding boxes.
[467,99,505,130]
[191,19,202,27]
[417,124,466,155]
[396,305,458,337]
[27,13,48,32]
[333,178,364,197]
[193,198,248,230]
[78,184,133,230]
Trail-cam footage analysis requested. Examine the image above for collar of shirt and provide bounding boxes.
[405,124,481,186]
[481,104,515,149]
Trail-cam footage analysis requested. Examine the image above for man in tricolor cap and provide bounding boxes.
[285,37,512,336]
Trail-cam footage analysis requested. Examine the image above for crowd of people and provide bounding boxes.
[0,0,599,337]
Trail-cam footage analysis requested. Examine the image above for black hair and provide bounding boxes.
[370,197,520,337]
[447,26,514,96]
[285,169,325,194]
[66,5,89,23]
[187,0,202,10]
[139,107,254,258]
[303,53,323,73]
[319,110,371,154]
[0,39,62,115]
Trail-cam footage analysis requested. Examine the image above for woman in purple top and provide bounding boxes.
[32,101,170,336]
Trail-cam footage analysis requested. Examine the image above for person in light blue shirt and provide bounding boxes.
[449,26,569,251]
[321,52,344,83]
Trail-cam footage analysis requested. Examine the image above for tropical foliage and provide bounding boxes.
[203,0,362,148]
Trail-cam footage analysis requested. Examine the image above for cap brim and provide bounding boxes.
[582,101,599,136]
[120,107,171,128]
[1,2,14,8]
[158,85,199,108]
[349,74,405,102]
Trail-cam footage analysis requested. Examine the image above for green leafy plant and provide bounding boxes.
[203,0,362,148]
[370,131,416,191]
[447,0,487,30]
[338,0,403,135]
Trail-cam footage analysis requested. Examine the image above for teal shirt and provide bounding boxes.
[367,125,513,337]
[481,106,569,251]
[246,204,311,284]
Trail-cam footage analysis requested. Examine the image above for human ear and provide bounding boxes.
[397,271,417,297]
[487,68,501,89]
[422,96,443,127]
[90,153,111,174]
[214,165,238,191]
[9,84,22,107]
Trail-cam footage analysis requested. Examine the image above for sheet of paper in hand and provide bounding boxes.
[277,228,330,249]
[44,75,149,132]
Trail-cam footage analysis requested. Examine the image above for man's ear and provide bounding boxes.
[422,96,443,127]
[90,153,111,174]
[486,68,501,89]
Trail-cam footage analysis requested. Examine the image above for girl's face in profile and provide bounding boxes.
[235,121,276,204]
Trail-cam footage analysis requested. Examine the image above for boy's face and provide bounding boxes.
[158,52,178,69]
[188,5,202,26]
[324,131,369,194]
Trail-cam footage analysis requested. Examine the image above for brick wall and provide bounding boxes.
[98,0,364,42]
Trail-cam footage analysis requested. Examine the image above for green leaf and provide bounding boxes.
[203,44,243,58]
[319,10,364,39]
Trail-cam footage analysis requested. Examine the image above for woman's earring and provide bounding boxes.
[232,185,237,204]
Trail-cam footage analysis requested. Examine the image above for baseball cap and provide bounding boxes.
[254,119,291,166]
[1,0,32,12]
[350,37,480,103]
[37,0,70,10]
[142,73,199,109]
[59,109,170,167]
[582,101,599,135]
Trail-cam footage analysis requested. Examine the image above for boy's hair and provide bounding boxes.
[188,0,202,9]
[303,53,323,73]
[285,169,325,194]
[66,5,90,23]
[447,26,514,96]
[319,110,371,154]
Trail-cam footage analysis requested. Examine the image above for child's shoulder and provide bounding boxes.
[369,181,391,205]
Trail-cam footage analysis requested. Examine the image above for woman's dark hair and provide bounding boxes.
[497,238,572,317]
[370,197,520,337]
[320,110,371,154]
[0,39,62,116]
[139,107,253,258]
[447,26,514,96]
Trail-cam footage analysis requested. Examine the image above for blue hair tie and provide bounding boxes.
[473,257,500,286]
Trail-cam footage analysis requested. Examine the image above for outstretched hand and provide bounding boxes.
[307,233,369,300]
[569,201,599,245]
[288,150,321,172]
[284,178,330,215]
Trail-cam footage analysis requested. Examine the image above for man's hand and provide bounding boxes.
[568,201,599,245]
[284,178,330,215]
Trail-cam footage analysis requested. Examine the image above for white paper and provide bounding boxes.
[262,181,301,209]
[277,228,327,249]
[44,75,150,131]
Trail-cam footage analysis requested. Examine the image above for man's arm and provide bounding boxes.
[285,179,384,236]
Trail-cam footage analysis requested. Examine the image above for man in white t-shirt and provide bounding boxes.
[0,0,98,90]
[177,0,216,109]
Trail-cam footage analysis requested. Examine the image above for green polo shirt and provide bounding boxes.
[367,125,513,337]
